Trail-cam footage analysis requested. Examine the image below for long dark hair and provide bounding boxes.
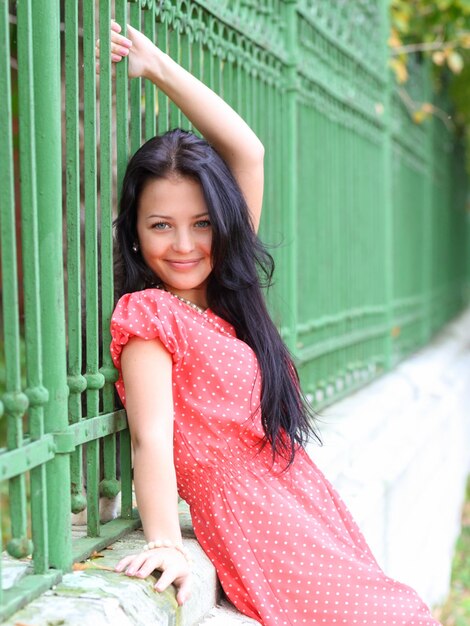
[115,129,320,465]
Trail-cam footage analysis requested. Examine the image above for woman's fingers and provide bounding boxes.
[115,551,147,575]
[110,23,132,51]
[115,550,192,605]
[111,38,132,53]
[115,553,135,572]
[123,552,150,576]
[96,21,156,79]
[175,574,192,606]
[95,21,132,69]
[154,563,180,592]
[134,552,166,579]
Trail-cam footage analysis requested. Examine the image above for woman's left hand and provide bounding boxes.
[115,547,192,606]
[96,21,158,80]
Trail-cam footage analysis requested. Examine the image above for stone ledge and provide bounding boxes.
[196,600,259,625]
[4,529,220,626]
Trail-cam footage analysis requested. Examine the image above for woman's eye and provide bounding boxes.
[151,222,170,230]
[195,220,211,228]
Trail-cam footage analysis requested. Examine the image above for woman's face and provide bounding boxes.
[136,175,213,306]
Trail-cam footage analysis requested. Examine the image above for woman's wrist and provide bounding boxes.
[143,538,192,564]
[143,46,169,84]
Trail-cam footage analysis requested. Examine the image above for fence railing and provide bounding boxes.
[0,0,468,619]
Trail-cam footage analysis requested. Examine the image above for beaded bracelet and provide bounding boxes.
[143,539,192,563]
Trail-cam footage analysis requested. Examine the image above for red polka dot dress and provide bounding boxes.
[110,288,441,626]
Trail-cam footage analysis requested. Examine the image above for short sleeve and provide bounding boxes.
[110,289,188,405]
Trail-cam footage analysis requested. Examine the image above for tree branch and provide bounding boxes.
[397,87,455,131]
[391,40,456,55]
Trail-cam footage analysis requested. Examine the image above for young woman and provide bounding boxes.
[98,21,441,626]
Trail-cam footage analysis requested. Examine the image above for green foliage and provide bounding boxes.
[390,0,470,148]
[435,477,470,625]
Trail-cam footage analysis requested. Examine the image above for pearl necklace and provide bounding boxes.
[155,286,234,337]
[172,292,207,314]
[156,286,207,314]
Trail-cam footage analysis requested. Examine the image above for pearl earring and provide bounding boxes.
[132,242,139,253]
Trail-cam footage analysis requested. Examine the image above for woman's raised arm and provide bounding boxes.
[98,21,264,232]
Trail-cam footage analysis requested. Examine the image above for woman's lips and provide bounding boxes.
[166,259,202,270]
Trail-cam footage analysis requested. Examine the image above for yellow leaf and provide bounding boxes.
[392,9,411,33]
[421,103,434,114]
[388,28,402,48]
[73,562,115,572]
[412,110,428,124]
[432,51,446,66]
[447,51,464,74]
[459,33,470,49]
[389,58,408,84]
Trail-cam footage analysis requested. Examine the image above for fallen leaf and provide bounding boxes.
[73,562,115,572]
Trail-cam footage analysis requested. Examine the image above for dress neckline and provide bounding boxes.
[155,288,238,337]
[154,286,209,315]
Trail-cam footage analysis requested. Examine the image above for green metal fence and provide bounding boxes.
[0,0,468,619]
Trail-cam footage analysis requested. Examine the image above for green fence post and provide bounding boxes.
[381,2,394,370]
[32,0,72,570]
[422,62,434,344]
[282,0,299,353]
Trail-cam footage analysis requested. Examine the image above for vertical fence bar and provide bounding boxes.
[115,0,132,520]
[130,3,142,154]
[114,0,133,520]
[99,0,120,503]
[180,26,191,130]
[144,3,156,141]
[83,0,102,538]
[169,28,181,128]
[115,0,129,191]
[0,0,13,599]
[156,20,169,134]
[6,0,31,563]
[66,0,87,517]
[381,3,394,370]
[422,63,434,344]
[0,0,31,582]
[282,0,299,353]
[31,0,71,569]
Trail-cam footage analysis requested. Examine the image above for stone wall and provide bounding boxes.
[306,307,470,608]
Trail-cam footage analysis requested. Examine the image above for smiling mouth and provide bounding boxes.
[166,259,203,268]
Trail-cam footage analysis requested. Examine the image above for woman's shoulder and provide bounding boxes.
[110,288,189,364]
[113,287,176,318]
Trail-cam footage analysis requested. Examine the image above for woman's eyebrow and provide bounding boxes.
[145,212,210,220]
[145,214,171,220]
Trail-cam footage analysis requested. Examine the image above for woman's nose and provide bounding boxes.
[172,229,194,253]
